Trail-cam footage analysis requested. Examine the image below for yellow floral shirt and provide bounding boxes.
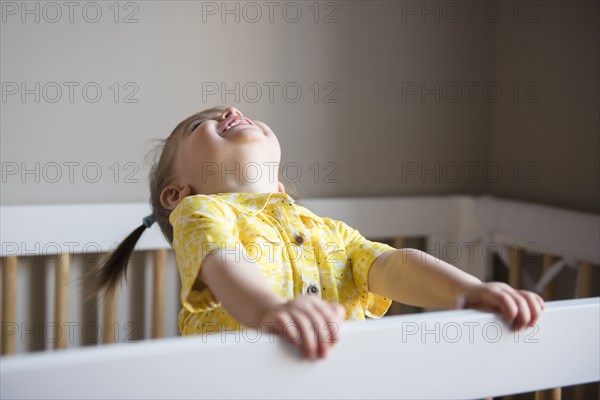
[169,192,395,335]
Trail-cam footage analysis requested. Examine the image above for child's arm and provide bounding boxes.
[199,248,345,360]
[368,249,545,330]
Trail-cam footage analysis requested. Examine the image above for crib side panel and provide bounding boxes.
[2,298,598,400]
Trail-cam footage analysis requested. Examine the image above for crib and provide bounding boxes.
[1,195,599,399]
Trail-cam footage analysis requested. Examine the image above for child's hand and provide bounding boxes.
[259,296,345,360]
[457,282,545,330]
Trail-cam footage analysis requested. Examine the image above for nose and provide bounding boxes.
[220,107,243,121]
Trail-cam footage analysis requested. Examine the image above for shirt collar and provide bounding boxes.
[171,192,323,225]
[215,192,324,224]
[215,192,295,213]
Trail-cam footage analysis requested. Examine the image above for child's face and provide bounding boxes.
[161,107,283,209]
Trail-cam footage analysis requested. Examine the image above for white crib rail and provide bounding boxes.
[0,196,461,256]
[2,297,598,400]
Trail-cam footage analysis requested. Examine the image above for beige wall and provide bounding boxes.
[1,1,597,213]
[489,0,599,213]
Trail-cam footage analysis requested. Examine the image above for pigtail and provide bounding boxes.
[89,215,155,300]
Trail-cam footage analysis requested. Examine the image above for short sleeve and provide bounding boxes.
[324,218,395,318]
[169,196,241,314]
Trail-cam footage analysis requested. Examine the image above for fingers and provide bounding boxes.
[518,290,544,327]
[287,308,320,359]
[500,288,545,330]
[481,287,519,323]
[319,302,346,353]
[503,289,531,330]
[275,296,345,360]
[473,283,545,331]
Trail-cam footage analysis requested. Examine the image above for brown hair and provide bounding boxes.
[91,106,227,297]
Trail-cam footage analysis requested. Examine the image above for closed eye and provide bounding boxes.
[187,118,205,133]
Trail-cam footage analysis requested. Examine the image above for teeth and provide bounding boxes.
[225,119,248,132]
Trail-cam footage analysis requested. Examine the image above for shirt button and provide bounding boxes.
[307,285,319,295]
[295,234,305,245]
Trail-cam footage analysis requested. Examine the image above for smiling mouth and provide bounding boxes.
[219,117,256,135]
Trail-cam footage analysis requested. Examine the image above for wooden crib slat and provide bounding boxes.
[1,256,18,355]
[541,254,559,300]
[535,387,562,400]
[152,249,167,339]
[54,254,70,350]
[574,383,587,400]
[577,261,594,298]
[391,238,406,249]
[102,289,118,344]
[508,246,524,289]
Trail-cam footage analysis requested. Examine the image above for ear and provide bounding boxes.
[277,181,286,193]
[160,183,192,210]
